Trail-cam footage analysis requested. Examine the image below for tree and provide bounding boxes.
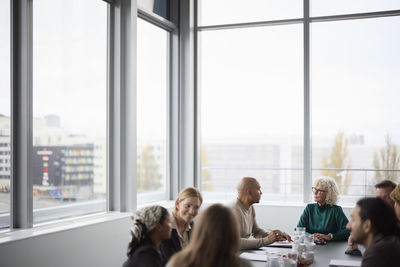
[372,134,400,186]
[321,131,352,195]
[137,145,162,192]
[201,145,213,191]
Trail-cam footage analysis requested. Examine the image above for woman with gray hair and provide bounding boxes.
[123,205,172,267]
[297,177,350,242]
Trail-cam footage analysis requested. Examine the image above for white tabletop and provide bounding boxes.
[242,242,363,267]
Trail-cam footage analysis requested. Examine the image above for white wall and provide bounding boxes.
[0,216,132,267]
[0,205,352,267]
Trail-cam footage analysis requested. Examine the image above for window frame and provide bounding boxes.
[135,10,174,204]
[195,0,400,204]
[7,0,183,231]
[9,0,124,230]
[8,0,399,232]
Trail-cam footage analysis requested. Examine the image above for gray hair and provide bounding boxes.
[313,177,339,205]
[127,205,168,257]
[130,205,163,241]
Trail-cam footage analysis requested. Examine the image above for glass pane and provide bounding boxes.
[311,17,400,205]
[33,0,107,223]
[137,18,168,204]
[199,0,302,26]
[311,0,400,17]
[139,0,170,20]
[0,0,10,229]
[199,25,304,203]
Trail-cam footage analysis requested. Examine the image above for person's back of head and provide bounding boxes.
[375,180,396,190]
[390,184,400,203]
[126,205,169,257]
[170,204,240,267]
[375,180,397,207]
[357,197,399,237]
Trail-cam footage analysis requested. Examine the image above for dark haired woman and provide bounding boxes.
[123,205,171,267]
[167,204,252,267]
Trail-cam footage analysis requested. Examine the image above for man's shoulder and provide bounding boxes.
[363,235,400,267]
[226,199,241,209]
[376,235,400,247]
[226,199,250,217]
[366,235,400,256]
[226,199,238,206]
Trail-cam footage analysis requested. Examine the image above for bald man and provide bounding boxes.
[228,177,291,250]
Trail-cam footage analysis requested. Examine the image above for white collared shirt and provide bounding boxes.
[171,216,191,249]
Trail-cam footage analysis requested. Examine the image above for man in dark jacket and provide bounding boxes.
[346,197,400,267]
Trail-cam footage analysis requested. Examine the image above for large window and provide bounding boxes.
[137,18,169,204]
[311,16,400,204]
[199,25,304,203]
[198,1,400,205]
[0,1,10,229]
[32,0,107,223]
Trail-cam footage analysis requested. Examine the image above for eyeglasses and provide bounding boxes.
[312,187,327,194]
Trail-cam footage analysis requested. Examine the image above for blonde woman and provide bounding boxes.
[390,184,400,220]
[167,204,252,267]
[160,187,202,265]
[297,177,350,242]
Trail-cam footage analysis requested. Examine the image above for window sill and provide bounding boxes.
[0,211,131,245]
[138,200,175,210]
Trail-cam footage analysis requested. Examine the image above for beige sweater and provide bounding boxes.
[228,198,271,250]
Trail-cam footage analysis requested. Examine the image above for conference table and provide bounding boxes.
[241,241,363,267]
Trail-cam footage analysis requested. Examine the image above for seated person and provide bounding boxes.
[390,184,400,220]
[160,187,202,265]
[375,180,396,208]
[346,197,400,267]
[123,205,172,267]
[348,180,397,252]
[297,177,350,242]
[167,204,252,267]
[228,177,291,250]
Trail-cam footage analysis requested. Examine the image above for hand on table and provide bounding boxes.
[267,230,292,243]
[313,233,332,242]
[347,235,359,250]
[281,232,292,242]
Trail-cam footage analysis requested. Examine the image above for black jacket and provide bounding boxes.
[362,234,400,267]
[159,222,193,266]
[123,239,162,267]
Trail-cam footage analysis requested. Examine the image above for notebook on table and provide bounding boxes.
[329,259,361,267]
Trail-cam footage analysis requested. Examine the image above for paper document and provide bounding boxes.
[240,252,267,262]
[329,259,361,267]
[265,241,293,248]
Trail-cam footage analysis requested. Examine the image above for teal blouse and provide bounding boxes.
[297,203,350,241]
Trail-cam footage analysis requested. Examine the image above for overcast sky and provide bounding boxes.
[199,1,400,146]
[1,0,400,146]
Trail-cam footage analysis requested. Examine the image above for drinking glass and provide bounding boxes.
[267,253,280,267]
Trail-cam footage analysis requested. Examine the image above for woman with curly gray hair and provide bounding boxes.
[297,177,350,242]
[123,205,172,267]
